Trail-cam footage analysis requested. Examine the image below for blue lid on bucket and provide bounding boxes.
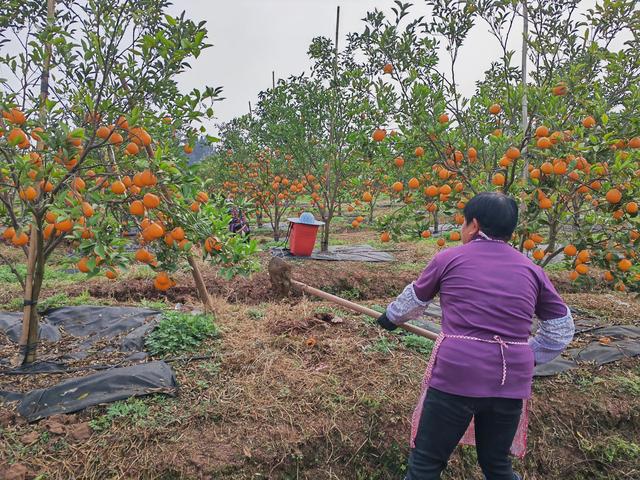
[288,212,325,226]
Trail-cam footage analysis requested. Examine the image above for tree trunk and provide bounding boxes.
[320,218,331,253]
[433,211,439,233]
[19,0,55,365]
[187,255,215,314]
[19,225,45,365]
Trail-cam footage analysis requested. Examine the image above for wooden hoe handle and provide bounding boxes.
[291,280,439,341]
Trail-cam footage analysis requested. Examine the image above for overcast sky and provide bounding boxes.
[167,1,599,133]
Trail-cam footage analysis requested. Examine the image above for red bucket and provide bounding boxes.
[289,223,320,256]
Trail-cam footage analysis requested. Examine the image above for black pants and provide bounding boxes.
[406,387,522,480]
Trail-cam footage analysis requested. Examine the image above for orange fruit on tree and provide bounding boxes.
[129,127,152,146]
[439,185,452,195]
[362,191,373,203]
[105,269,118,280]
[110,132,124,145]
[533,250,545,261]
[142,222,164,241]
[12,232,29,246]
[421,230,431,239]
[351,220,360,228]
[505,147,520,160]
[171,227,185,241]
[111,181,126,195]
[425,185,438,197]
[81,202,94,217]
[190,201,200,212]
[7,128,27,145]
[535,125,549,138]
[380,232,391,243]
[2,107,26,125]
[77,257,90,273]
[618,259,632,272]
[603,271,614,282]
[372,129,386,142]
[467,147,477,160]
[125,142,139,155]
[438,169,451,180]
[523,239,536,250]
[540,162,553,175]
[415,146,425,157]
[605,188,622,204]
[30,127,43,142]
[450,231,461,241]
[582,116,596,128]
[499,156,511,168]
[438,113,449,124]
[45,211,58,224]
[394,156,405,167]
[577,250,590,263]
[392,181,403,192]
[536,137,552,149]
[96,126,111,139]
[563,244,577,256]
[22,186,37,201]
[143,193,160,209]
[569,270,579,281]
[628,137,640,149]
[539,197,553,209]
[575,264,589,275]
[196,191,209,203]
[408,177,420,189]
[530,169,541,179]
[489,103,502,115]
[383,63,393,74]
[184,144,193,154]
[2,226,16,240]
[116,115,129,130]
[492,173,505,186]
[140,169,157,186]
[626,202,638,214]
[73,177,86,191]
[553,161,567,175]
[55,218,73,232]
[437,237,445,246]
[135,248,153,263]
[552,83,568,96]
[612,209,624,220]
[129,200,145,216]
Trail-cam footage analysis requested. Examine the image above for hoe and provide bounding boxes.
[268,257,438,340]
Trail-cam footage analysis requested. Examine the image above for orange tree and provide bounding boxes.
[212,103,306,241]
[240,37,386,251]
[353,0,639,290]
[0,0,256,364]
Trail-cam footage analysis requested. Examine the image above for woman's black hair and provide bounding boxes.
[463,192,518,240]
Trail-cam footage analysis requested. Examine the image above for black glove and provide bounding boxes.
[377,311,398,331]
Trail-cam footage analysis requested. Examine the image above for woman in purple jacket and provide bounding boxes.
[377,192,574,480]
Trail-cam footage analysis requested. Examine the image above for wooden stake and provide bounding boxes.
[520,0,529,181]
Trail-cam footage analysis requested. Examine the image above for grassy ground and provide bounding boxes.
[0,225,639,479]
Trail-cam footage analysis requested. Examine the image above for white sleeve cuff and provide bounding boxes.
[530,306,575,365]
[387,283,430,325]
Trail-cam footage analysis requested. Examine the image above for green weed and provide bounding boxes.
[145,311,219,356]
[89,398,149,432]
[614,369,640,395]
[578,433,640,463]
[399,333,434,356]
[367,337,396,354]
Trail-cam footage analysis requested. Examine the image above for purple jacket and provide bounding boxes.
[387,237,572,399]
